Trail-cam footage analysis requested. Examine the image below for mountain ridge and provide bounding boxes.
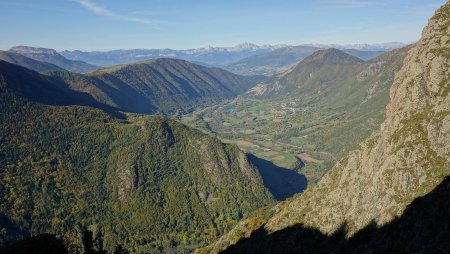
[9,46,100,73]
[0,50,64,73]
[83,58,264,114]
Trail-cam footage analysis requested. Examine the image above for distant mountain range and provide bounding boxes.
[3,44,394,78]
[59,43,287,67]
[5,43,406,77]
[9,46,100,73]
[57,42,406,69]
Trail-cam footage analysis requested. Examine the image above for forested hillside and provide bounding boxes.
[48,58,263,115]
[0,60,274,253]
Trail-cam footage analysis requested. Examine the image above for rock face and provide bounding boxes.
[199,2,450,253]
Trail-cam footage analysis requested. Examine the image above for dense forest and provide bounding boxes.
[0,62,275,253]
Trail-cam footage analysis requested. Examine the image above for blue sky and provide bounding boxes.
[0,0,446,51]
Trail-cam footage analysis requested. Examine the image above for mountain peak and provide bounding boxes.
[245,47,370,98]
[300,48,365,66]
[233,42,259,49]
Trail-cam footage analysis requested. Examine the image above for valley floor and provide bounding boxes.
[181,96,381,184]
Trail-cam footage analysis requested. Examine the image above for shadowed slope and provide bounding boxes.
[248,154,307,201]
[0,60,125,118]
[0,234,68,254]
[221,176,450,254]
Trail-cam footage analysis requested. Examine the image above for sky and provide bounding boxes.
[0,0,446,51]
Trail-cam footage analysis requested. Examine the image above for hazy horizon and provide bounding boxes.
[4,41,409,52]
